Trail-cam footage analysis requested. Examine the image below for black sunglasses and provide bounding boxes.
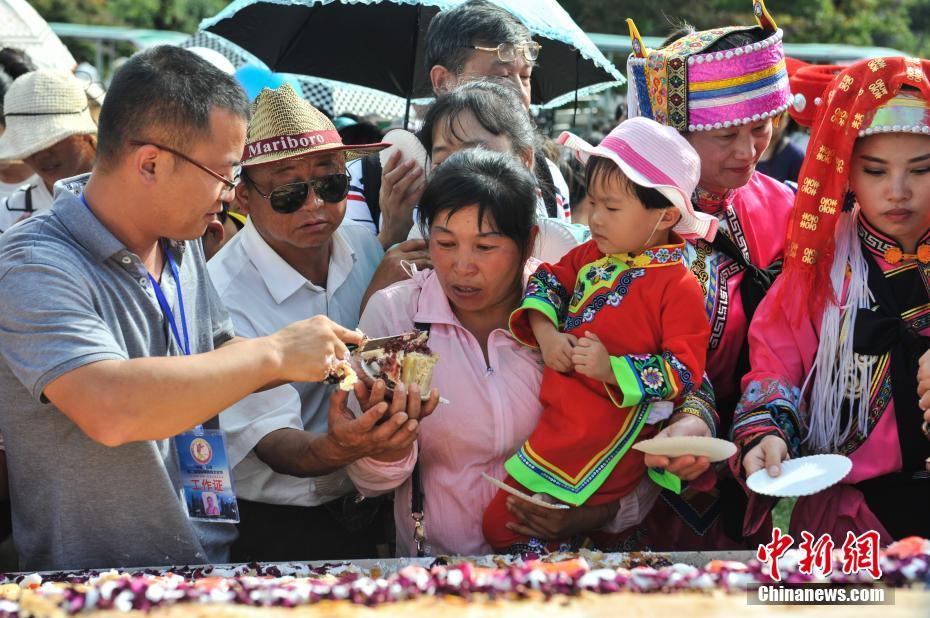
[245,173,351,214]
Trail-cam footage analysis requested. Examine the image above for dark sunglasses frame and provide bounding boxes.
[243,172,352,214]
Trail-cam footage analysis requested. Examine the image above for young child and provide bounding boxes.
[482,117,716,551]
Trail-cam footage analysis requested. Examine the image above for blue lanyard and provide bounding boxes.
[148,247,190,356]
[80,193,190,356]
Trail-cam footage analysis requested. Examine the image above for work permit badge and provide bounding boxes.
[175,428,240,523]
[133,236,240,523]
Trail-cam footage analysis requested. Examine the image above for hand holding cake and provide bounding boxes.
[270,315,365,383]
[351,330,443,402]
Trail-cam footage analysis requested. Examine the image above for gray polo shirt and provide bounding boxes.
[0,174,237,571]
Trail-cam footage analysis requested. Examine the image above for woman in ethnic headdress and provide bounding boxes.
[734,56,930,540]
[615,0,795,550]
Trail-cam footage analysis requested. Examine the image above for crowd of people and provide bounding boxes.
[0,0,928,572]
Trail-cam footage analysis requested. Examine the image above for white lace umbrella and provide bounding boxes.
[0,0,76,72]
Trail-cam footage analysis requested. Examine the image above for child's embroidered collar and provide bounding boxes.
[610,239,686,268]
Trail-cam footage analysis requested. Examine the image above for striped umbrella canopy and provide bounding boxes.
[182,31,409,118]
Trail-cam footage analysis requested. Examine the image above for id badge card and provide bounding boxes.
[175,429,240,523]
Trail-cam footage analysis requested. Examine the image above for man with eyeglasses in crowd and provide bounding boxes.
[347,0,573,289]
[0,46,388,571]
[208,84,439,562]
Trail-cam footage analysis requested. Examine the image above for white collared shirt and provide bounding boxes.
[208,217,383,506]
[0,177,52,233]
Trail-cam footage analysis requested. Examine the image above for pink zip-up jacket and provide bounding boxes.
[347,263,660,557]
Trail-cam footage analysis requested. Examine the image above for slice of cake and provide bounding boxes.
[324,356,359,391]
[401,352,439,394]
[357,331,439,397]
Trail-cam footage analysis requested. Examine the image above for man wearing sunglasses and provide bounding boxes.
[208,84,439,562]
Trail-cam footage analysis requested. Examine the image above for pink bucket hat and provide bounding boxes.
[558,117,718,241]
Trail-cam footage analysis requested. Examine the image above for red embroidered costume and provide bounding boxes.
[482,238,709,549]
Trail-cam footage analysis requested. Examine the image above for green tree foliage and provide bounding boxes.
[29,0,930,56]
[30,0,229,33]
[560,0,930,56]
[910,0,930,56]
[28,0,110,26]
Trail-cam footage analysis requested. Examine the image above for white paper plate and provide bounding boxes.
[379,128,428,170]
[632,436,737,463]
[480,473,569,510]
[746,454,852,498]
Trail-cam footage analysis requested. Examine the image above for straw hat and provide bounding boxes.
[242,84,387,167]
[558,117,719,242]
[0,69,97,162]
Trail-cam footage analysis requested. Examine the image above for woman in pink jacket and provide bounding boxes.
[348,149,664,557]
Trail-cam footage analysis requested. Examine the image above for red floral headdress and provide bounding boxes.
[780,56,930,315]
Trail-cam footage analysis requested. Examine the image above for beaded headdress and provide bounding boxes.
[859,90,930,138]
[625,0,791,133]
[791,65,930,139]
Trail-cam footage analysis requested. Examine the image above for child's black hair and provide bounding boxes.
[585,156,673,210]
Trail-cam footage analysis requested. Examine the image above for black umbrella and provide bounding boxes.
[200,0,624,117]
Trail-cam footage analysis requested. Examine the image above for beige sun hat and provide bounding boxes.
[0,69,97,162]
[242,83,388,168]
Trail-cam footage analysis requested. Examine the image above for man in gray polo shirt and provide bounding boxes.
[0,47,389,571]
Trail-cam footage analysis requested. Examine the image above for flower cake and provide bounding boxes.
[3,539,930,617]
